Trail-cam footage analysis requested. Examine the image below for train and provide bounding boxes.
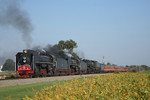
[15,49,132,78]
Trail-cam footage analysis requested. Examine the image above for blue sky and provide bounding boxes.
[0,0,150,66]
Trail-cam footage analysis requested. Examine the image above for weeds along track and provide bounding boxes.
[0,73,112,87]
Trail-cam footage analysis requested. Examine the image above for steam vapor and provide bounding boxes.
[32,45,68,59]
[0,0,33,48]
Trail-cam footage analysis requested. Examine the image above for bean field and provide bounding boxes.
[23,72,150,100]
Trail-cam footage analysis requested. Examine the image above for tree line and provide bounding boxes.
[106,62,150,72]
[125,65,150,72]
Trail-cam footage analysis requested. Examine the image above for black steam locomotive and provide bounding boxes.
[16,49,130,78]
[16,50,56,77]
[16,50,90,77]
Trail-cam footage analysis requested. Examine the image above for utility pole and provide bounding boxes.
[102,56,105,64]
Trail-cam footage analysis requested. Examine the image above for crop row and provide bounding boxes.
[24,72,150,100]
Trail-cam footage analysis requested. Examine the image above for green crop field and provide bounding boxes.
[0,80,65,100]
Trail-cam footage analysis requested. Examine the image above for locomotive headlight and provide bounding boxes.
[23,60,26,63]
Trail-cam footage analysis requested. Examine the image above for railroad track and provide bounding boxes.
[0,73,112,87]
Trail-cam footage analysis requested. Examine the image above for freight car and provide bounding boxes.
[16,49,131,78]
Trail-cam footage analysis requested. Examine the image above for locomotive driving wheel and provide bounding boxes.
[40,69,47,77]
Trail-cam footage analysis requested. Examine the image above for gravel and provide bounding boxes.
[0,73,112,87]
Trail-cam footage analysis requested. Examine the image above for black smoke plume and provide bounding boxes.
[0,0,33,48]
[32,45,68,59]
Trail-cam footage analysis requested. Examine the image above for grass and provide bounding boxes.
[0,80,66,100]
[0,71,19,79]
[0,71,15,76]
[142,70,150,73]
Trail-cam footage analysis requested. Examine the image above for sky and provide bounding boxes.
[0,0,150,66]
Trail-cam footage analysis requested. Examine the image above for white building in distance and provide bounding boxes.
[0,65,3,72]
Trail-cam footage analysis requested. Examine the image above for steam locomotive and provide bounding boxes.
[16,50,131,78]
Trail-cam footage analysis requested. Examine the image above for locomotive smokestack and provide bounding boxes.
[0,0,33,48]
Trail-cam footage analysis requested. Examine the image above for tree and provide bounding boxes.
[65,39,77,52]
[58,40,65,50]
[70,52,81,60]
[58,39,77,52]
[125,65,129,67]
[141,65,150,70]
[57,39,80,59]
[107,62,111,65]
[112,64,117,66]
[2,59,15,71]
